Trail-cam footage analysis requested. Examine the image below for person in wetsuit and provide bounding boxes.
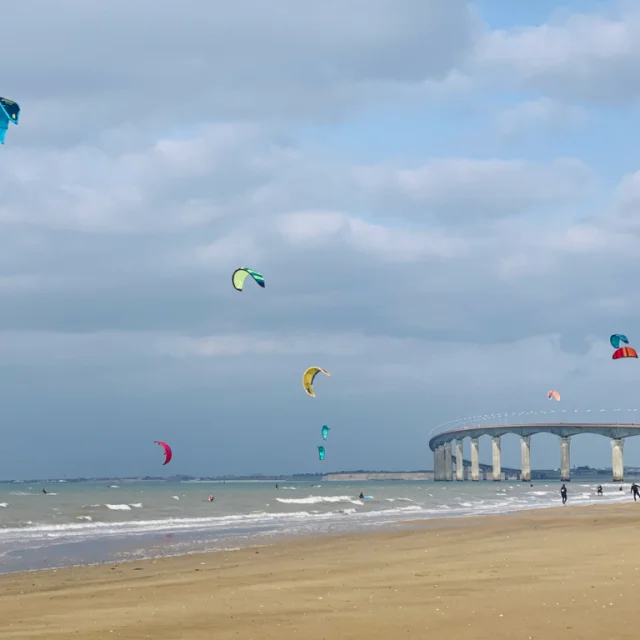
[42,488,47,494]
[631,483,640,502]
[596,485,603,496]
[560,484,568,505]
[359,492,364,499]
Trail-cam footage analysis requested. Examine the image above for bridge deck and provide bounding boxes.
[429,423,640,451]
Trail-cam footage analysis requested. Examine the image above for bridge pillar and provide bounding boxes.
[434,446,444,481]
[520,436,531,482]
[611,438,625,482]
[444,441,453,481]
[455,439,464,481]
[470,437,480,481]
[492,436,502,481]
[559,437,571,481]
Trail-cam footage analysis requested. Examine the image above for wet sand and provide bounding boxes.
[2,503,640,639]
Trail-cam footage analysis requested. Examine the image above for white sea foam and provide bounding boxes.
[0,481,635,573]
[104,503,142,511]
[0,504,427,544]
[276,495,363,505]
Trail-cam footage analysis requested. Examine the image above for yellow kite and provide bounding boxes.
[302,366,330,397]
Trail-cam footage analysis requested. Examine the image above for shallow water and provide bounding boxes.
[0,479,633,573]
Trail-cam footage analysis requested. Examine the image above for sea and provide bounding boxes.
[0,479,633,574]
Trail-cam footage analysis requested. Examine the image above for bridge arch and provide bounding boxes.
[428,423,640,482]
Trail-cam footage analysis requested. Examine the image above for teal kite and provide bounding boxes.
[0,97,20,144]
[232,268,265,291]
[610,334,629,349]
[317,446,325,461]
[321,425,330,440]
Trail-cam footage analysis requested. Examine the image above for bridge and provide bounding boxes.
[428,423,640,482]
[453,455,520,475]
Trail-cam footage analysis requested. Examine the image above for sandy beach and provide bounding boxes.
[2,504,640,639]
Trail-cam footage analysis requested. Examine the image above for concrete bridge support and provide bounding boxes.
[492,436,502,481]
[520,436,531,482]
[455,439,464,481]
[560,436,571,481]
[470,437,480,481]
[444,441,453,481]
[611,438,625,482]
[434,445,445,480]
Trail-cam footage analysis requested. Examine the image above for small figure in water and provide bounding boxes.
[631,483,640,502]
[207,495,214,502]
[596,485,603,496]
[359,492,364,499]
[42,488,47,494]
[275,484,279,489]
[560,484,568,505]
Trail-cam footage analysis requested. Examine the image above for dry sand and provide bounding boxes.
[2,504,640,639]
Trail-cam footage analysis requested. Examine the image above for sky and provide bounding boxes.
[3,0,640,479]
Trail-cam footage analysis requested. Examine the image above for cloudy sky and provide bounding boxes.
[3,0,640,480]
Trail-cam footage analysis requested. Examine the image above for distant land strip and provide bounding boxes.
[3,465,638,484]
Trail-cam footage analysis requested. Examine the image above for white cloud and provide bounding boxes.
[354,158,592,222]
[474,4,640,103]
[276,211,465,261]
[0,329,631,403]
[497,98,587,140]
[0,124,273,233]
[4,0,479,146]
[0,275,43,293]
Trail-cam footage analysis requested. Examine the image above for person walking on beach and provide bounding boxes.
[560,484,568,505]
[631,483,640,502]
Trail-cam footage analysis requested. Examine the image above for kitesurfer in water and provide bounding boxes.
[631,483,640,502]
[275,484,279,489]
[42,488,47,494]
[597,485,603,496]
[359,492,364,499]
[560,484,568,505]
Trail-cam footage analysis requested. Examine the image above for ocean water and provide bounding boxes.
[0,479,634,574]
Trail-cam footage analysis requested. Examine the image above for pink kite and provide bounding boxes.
[154,440,172,465]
